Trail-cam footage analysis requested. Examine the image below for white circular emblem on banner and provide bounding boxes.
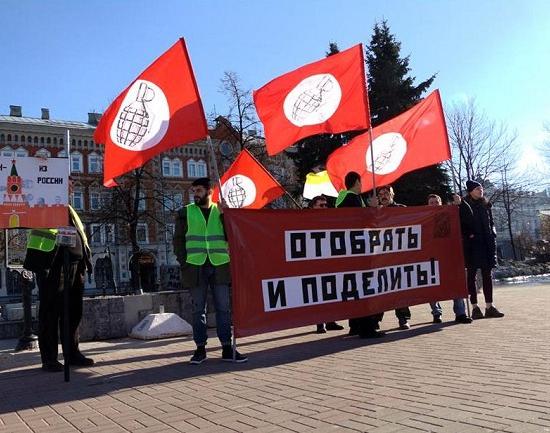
[222,175,257,208]
[110,79,170,151]
[365,132,407,174]
[283,74,342,126]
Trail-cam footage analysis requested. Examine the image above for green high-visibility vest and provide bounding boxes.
[185,203,229,266]
[335,190,365,208]
[26,205,89,252]
[27,228,58,252]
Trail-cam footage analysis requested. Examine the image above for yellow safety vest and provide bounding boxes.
[335,190,365,208]
[26,205,89,252]
[185,204,229,266]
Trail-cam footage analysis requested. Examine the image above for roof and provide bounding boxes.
[0,115,96,130]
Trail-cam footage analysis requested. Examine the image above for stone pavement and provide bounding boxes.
[0,282,549,433]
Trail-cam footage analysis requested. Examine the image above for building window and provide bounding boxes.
[58,149,67,158]
[90,224,102,244]
[196,160,207,177]
[70,152,83,173]
[15,147,28,157]
[187,159,197,178]
[137,191,146,211]
[162,157,171,176]
[90,192,101,210]
[35,148,51,158]
[188,191,195,204]
[105,224,115,244]
[136,223,148,243]
[72,190,84,210]
[173,193,183,209]
[1,147,14,158]
[88,153,102,173]
[172,159,182,177]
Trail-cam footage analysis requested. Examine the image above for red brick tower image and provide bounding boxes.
[4,160,27,207]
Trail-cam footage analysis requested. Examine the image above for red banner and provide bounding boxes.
[224,206,467,338]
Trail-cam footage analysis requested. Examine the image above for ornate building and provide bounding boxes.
[0,105,216,296]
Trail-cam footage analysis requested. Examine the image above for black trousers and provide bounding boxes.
[395,307,411,323]
[467,267,493,304]
[37,261,85,365]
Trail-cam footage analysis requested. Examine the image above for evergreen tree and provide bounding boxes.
[366,20,450,205]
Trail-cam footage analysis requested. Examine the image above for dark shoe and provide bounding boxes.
[221,346,248,363]
[455,314,472,324]
[42,361,64,372]
[316,324,326,334]
[69,354,95,367]
[485,306,504,318]
[325,322,344,331]
[189,347,207,365]
[433,315,442,324]
[359,330,385,339]
[348,328,359,336]
[471,306,484,320]
[398,320,411,330]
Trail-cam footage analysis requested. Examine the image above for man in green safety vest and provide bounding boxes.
[173,177,247,365]
[336,172,384,339]
[23,190,94,373]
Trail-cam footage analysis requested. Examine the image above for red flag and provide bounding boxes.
[212,149,285,209]
[253,44,370,156]
[326,90,450,192]
[94,38,207,187]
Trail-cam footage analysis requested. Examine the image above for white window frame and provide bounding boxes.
[70,152,83,173]
[35,148,51,158]
[162,157,172,176]
[58,149,68,158]
[136,223,149,244]
[90,191,101,210]
[88,152,102,173]
[172,159,182,177]
[196,160,207,177]
[187,159,197,178]
[105,224,115,244]
[1,146,14,158]
[137,190,146,211]
[71,189,84,210]
[89,223,102,244]
[15,147,28,157]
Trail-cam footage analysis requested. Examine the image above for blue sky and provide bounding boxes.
[1,0,548,174]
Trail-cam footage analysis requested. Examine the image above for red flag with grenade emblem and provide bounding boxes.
[94,38,208,187]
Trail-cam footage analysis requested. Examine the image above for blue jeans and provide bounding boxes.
[189,265,232,347]
[430,299,466,317]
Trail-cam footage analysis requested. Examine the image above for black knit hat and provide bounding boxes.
[466,180,482,192]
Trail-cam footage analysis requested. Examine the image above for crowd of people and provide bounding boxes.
[26,173,504,372]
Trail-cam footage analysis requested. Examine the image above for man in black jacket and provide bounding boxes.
[24,202,94,373]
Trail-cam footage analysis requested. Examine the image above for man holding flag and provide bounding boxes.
[173,178,247,365]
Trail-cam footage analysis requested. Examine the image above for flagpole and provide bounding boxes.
[243,148,302,209]
[206,136,224,193]
[367,127,377,199]
[284,190,302,209]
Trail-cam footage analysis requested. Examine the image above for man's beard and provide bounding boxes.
[194,195,208,206]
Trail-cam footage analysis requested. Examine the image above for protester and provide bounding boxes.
[426,194,472,324]
[459,180,504,320]
[336,172,384,338]
[309,195,345,334]
[23,179,94,372]
[173,177,248,364]
[375,185,412,330]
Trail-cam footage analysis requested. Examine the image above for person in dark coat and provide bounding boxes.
[376,185,412,330]
[309,195,345,334]
[459,180,504,320]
